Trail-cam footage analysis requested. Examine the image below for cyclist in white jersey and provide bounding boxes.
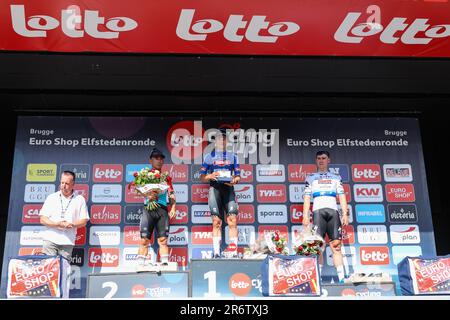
[303,151,349,282]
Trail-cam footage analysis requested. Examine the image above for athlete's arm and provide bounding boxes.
[336,177,349,226]
[199,155,219,183]
[231,154,241,184]
[303,175,313,226]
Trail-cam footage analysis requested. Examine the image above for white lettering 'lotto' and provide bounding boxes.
[176,9,300,43]
[11,5,138,39]
[335,12,450,45]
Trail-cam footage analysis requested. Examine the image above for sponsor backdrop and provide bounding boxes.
[0,0,449,57]
[1,116,435,297]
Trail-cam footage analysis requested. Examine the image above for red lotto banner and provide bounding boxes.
[7,255,70,298]
[262,255,321,296]
[0,0,449,57]
[398,256,450,295]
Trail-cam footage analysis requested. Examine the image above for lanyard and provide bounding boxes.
[60,193,74,219]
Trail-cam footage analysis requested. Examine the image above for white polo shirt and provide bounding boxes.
[39,191,89,245]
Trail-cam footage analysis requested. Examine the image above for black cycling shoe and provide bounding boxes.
[213,254,221,259]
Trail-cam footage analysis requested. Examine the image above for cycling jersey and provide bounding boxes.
[199,150,240,187]
[304,171,344,211]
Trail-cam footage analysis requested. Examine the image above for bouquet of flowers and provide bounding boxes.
[129,167,170,211]
[264,231,289,255]
[292,225,325,256]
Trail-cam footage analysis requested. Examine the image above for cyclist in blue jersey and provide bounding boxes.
[303,151,349,282]
[200,129,241,258]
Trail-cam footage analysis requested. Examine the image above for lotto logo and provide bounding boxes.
[351,164,381,182]
[169,204,189,224]
[88,248,120,267]
[239,164,253,183]
[229,273,253,296]
[359,246,390,265]
[93,164,123,182]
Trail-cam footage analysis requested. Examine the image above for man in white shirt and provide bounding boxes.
[39,171,89,261]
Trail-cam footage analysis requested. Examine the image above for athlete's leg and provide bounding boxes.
[138,209,155,265]
[225,187,239,256]
[156,207,170,264]
[313,209,327,273]
[209,187,223,257]
[328,209,345,281]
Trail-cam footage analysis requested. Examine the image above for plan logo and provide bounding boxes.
[168,226,188,245]
[390,225,421,244]
[234,184,254,203]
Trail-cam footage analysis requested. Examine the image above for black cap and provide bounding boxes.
[149,147,165,159]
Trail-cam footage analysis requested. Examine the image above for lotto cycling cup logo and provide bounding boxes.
[166,120,207,163]
[166,120,280,164]
[229,273,253,296]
